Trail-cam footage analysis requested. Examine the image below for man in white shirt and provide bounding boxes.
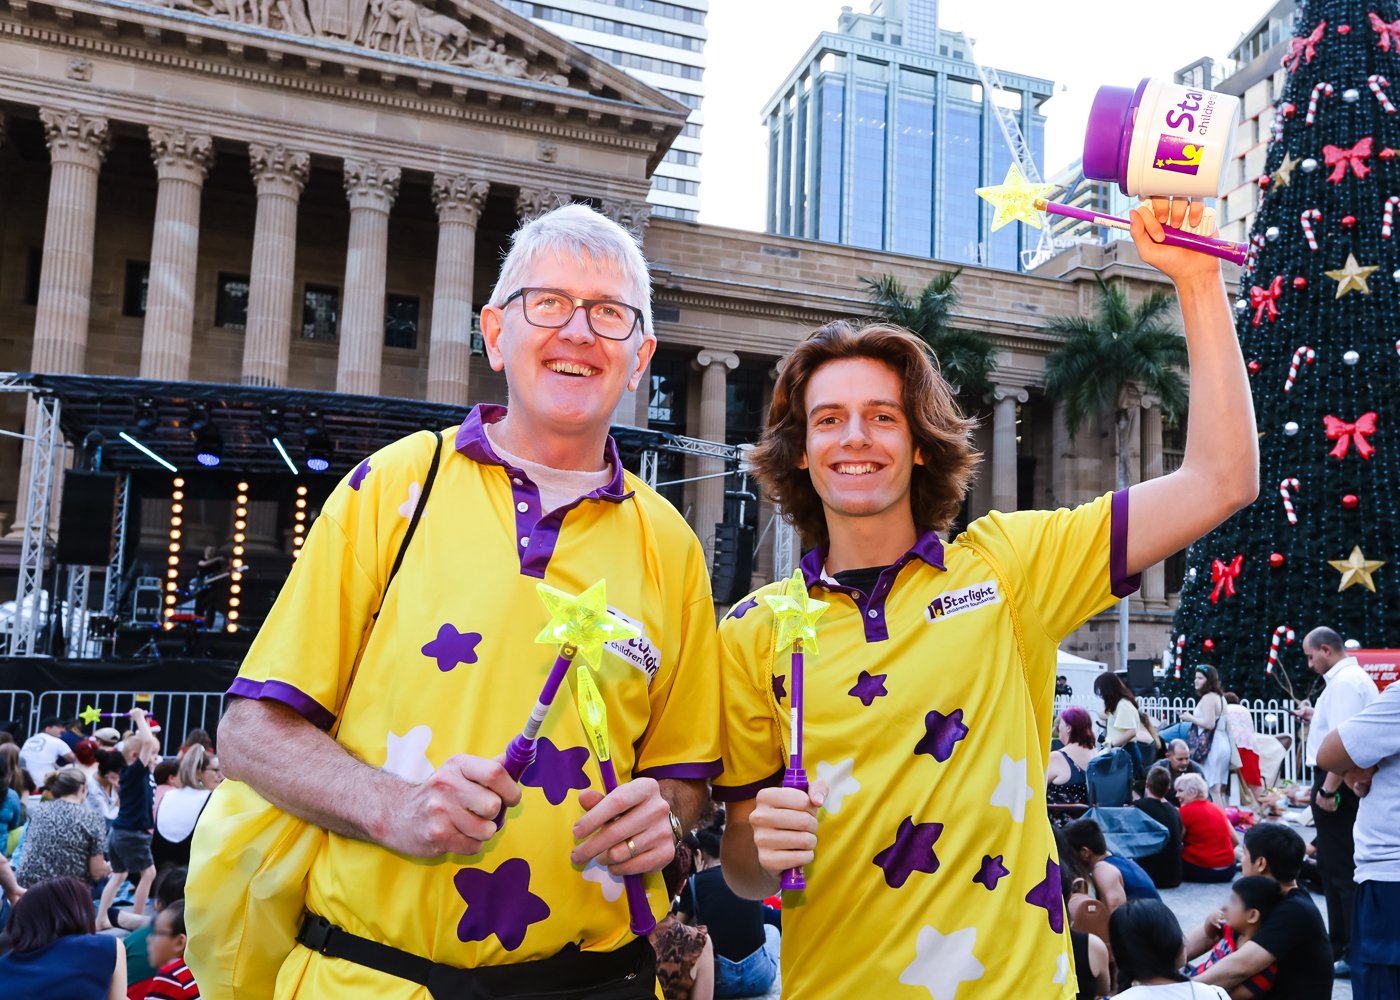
[1298,626,1378,976]
[18,716,75,786]
[1319,682,1400,1000]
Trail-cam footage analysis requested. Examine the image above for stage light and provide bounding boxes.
[305,446,331,473]
[173,491,184,501]
[228,610,239,621]
[174,478,185,488]
[296,485,308,496]
[119,432,177,473]
[172,504,183,514]
[170,530,181,540]
[235,520,246,530]
[168,543,179,553]
[230,584,241,595]
[171,517,182,527]
[136,399,159,432]
[295,511,305,522]
[272,436,300,476]
[234,532,245,543]
[295,498,307,509]
[167,556,179,566]
[195,429,222,467]
[227,624,238,633]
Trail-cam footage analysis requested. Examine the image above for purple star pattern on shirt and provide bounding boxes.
[421,624,483,673]
[848,670,889,707]
[972,854,1010,891]
[872,816,943,889]
[727,596,759,620]
[521,738,592,806]
[771,674,787,702]
[914,708,969,763]
[1025,858,1065,933]
[454,858,551,951]
[349,458,372,491]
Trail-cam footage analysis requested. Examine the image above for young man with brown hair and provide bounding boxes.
[713,199,1259,998]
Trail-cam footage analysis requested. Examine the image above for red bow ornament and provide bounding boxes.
[1323,137,1373,183]
[1210,555,1244,603]
[1250,276,1284,326]
[1324,412,1378,459]
[1283,20,1327,71]
[1371,12,1400,52]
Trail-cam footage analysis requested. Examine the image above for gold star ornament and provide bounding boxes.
[975,163,1056,232]
[1273,153,1298,186]
[1328,545,1385,592]
[1325,253,1379,298]
[763,569,830,654]
[533,580,641,671]
[79,704,102,726]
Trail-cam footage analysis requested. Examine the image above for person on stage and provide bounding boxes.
[192,546,227,627]
[712,198,1259,998]
[192,204,720,998]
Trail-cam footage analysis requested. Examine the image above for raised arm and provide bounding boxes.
[127,708,161,767]
[1123,201,1260,577]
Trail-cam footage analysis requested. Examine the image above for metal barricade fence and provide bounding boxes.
[34,690,228,757]
[0,690,36,736]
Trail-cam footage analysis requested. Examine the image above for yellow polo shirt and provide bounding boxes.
[227,404,721,997]
[714,491,1138,1000]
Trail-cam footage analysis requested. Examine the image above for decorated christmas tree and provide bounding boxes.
[1169,0,1400,701]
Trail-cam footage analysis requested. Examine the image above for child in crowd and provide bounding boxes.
[1188,876,1282,995]
[1110,899,1231,998]
[133,900,199,999]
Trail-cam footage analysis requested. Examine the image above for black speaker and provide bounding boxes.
[55,471,118,566]
[1126,659,1158,696]
[711,521,755,605]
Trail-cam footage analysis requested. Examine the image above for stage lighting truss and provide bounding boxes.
[302,410,330,473]
[191,403,222,468]
[292,484,309,560]
[165,477,185,628]
[228,482,249,633]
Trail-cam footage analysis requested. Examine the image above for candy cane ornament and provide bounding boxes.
[1370,74,1397,114]
[1284,346,1315,392]
[1384,196,1400,238]
[1267,626,1296,675]
[1300,209,1322,250]
[1173,634,1185,680]
[1279,477,1301,525]
[1246,233,1268,270]
[1306,82,1335,125]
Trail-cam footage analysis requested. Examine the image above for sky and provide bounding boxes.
[698,0,1276,231]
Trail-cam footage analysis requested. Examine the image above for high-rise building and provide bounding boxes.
[762,0,1053,269]
[1044,158,1136,250]
[501,0,707,221]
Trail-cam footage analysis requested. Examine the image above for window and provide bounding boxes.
[663,149,701,167]
[660,90,703,110]
[893,94,934,257]
[652,205,698,221]
[385,294,419,350]
[215,273,250,328]
[24,248,41,306]
[850,86,887,249]
[816,76,845,242]
[501,3,705,51]
[938,105,982,264]
[580,45,703,81]
[302,284,339,341]
[653,176,699,195]
[123,261,150,318]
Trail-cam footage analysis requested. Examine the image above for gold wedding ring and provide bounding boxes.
[627,838,639,858]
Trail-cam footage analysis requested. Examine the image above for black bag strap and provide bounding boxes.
[373,429,444,621]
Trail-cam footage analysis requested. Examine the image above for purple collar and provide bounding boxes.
[454,404,633,503]
[798,530,946,644]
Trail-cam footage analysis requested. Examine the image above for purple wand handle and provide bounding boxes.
[1039,200,1248,266]
[597,758,656,936]
[494,648,576,829]
[781,645,807,892]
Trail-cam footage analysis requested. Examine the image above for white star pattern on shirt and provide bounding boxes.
[989,754,1035,823]
[383,725,434,783]
[899,925,985,999]
[1054,952,1069,985]
[815,757,861,814]
[581,858,625,902]
[397,481,422,519]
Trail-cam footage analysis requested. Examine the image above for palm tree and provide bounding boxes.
[1042,274,1189,672]
[862,271,997,396]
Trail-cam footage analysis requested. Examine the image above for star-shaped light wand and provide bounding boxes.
[574,664,655,935]
[975,164,1248,266]
[764,569,828,891]
[494,580,640,828]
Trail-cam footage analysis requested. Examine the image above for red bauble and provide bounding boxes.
[1338,23,1351,34]
[1258,174,1271,188]
[1203,639,1216,652]
[1343,494,1360,509]
[1293,276,1308,290]
[1382,148,1398,161]
[1248,360,1261,375]
[1269,553,1285,568]
[1342,215,1357,229]
[1282,102,1297,119]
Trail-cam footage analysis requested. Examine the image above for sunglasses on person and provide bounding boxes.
[502,287,642,341]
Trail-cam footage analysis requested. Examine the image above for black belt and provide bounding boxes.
[296,912,657,1000]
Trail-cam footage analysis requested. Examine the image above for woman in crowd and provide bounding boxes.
[1222,692,1264,804]
[71,738,100,781]
[14,768,110,889]
[1046,707,1097,825]
[1181,665,1232,804]
[85,749,123,827]
[0,874,127,999]
[0,749,25,847]
[0,741,34,796]
[1095,672,1158,780]
[153,745,221,868]
[177,729,214,758]
[1109,899,1230,998]
[679,815,777,998]
[1175,772,1239,883]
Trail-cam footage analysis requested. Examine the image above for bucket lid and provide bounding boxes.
[1083,79,1150,188]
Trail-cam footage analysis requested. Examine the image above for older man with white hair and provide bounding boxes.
[192,204,721,998]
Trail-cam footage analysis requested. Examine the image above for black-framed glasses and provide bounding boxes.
[503,287,642,341]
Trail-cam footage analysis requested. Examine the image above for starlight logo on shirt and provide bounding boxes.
[924,581,1002,624]
[605,607,661,684]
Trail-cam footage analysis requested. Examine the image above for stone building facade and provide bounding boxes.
[0,0,1233,667]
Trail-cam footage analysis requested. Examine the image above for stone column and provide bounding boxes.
[336,158,400,396]
[427,173,489,406]
[693,349,739,561]
[990,384,1028,513]
[140,127,213,381]
[516,185,568,222]
[242,143,309,387]
[1140,399,1167,605]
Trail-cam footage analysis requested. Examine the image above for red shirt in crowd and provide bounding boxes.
[138,957,199,999]
[1179,799,1236,868]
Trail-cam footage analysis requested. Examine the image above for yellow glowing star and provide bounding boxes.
[79,704,102,726]
[763,569,830,655]
[975,163,1057,232]
[574,663,613,764]
[1324,253,1379,298]
[533,580,641,672]
[1328,545,1385,592]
